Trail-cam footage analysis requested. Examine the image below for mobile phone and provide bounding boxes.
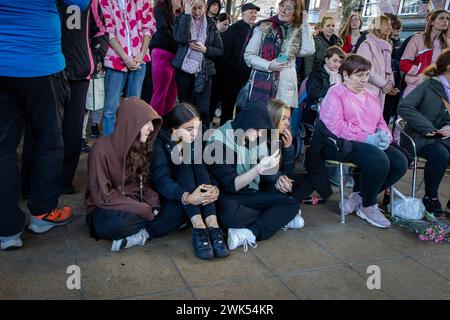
[276,53,289,63]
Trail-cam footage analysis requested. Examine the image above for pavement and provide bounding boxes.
[1,150,449,300]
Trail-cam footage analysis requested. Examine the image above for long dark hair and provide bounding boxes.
[423,48,450,77]
[424,9,449,49]
[125,131,154,183]
[154,0,182,28]
[165,102,200,130]
[338,13,362,47]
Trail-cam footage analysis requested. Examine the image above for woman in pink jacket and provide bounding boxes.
[357,15,398,109]
[400,10,449,98]
[319,54,408,229]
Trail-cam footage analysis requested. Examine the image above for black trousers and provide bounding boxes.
[22,80,90,192]
[86,201,188,240]
[176,69,212,128]
[322,142,408,207]
[417,142,450,198]
[218,191,299,241]
[220,77,246,125]
[174,162,216,219]
[0,72,68,236]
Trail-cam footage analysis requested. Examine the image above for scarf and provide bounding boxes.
[439,75,450,101]
[208,121,269,191]
[249,16,283,103]
[181,15,207,75]
[367,34,393,79]
[324,64,342,86]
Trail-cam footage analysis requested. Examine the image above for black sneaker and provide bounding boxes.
[192,228,214,260]
[208,227,229,258]
[423,197,445,219]
[81,139,91,153]
[445,200,450,216]
[90,124,101,138]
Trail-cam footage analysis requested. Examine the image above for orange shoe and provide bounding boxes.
[28,207,73,234]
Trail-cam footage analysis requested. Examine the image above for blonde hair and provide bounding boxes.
[368,15,391,40]
[267,99,290,133]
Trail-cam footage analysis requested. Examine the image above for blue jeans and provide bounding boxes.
[103,65,146,135]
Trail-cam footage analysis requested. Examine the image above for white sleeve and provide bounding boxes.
[244,27,272,73]
[298,24,315,57]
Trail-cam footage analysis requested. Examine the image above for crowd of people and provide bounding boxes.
[0,0,449,259]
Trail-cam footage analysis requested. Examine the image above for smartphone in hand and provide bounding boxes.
[276,53,289,63]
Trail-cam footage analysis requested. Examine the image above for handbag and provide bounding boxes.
[86,73,105,111]
[236,81,251,109]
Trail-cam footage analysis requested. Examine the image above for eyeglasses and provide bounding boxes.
[279,3,294,13]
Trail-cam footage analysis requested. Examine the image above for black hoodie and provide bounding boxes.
[208,102,282,194]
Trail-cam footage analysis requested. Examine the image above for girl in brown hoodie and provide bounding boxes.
[85,98,187,251]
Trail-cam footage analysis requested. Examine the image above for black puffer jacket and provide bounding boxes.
[172,13,223,77]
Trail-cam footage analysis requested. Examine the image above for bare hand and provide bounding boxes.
[184,0,195,15]
[124,57,139,70]
[281,128,293,149]
[189,41,207,54]
[275,175,294,193]
[134,52,145,65]
[387,87,399,96]
[383,82,394,94]
[269,59,287,72]
[437,125,450,138]
[96,62,104,73]
[187,184,219,206]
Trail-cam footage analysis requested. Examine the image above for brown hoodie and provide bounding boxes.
[85,98,162,220]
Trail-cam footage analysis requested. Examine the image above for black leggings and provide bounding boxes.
[417,142,450,198]
[176,69,212,128]
[217,191,299,241]
[174,162,216,220]
[323,142,408,207]
[86,201,188,240]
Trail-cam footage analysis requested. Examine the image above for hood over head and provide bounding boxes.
[231,101,275,132]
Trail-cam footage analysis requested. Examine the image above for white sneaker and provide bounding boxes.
[283,211,305,230]
[227,228,257,252]
[111,229,150,252]
[0,232,23,251]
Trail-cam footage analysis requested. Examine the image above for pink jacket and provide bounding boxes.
[100,0,156,72]
[319,83,392,143]
[400,33,449,97]
[357,34,394,108]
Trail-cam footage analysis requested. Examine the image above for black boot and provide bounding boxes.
[423,196,445,219]
[192,228,214,260]
[208,227,229,258]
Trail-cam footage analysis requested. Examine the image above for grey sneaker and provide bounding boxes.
[356,205,391,228]
[111,229,150,252]
[0,232,23,251]
[340,192,362,215]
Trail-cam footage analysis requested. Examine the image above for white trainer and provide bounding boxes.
[111,229,150,252]
[227,228,257,252]
[0,232,23,251]
[283,214,305,230]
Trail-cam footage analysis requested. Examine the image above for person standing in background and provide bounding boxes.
[100,0,156,135]
[150,0,183,116]
[0,0,90,250]
[219,3,259,125]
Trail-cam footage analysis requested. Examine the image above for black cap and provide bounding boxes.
[241,3,260,13]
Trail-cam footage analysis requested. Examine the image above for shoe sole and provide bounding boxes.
[356,209,390,229]
[1,242,23,251]
[111,240,125,252]
[27,216,73,234]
